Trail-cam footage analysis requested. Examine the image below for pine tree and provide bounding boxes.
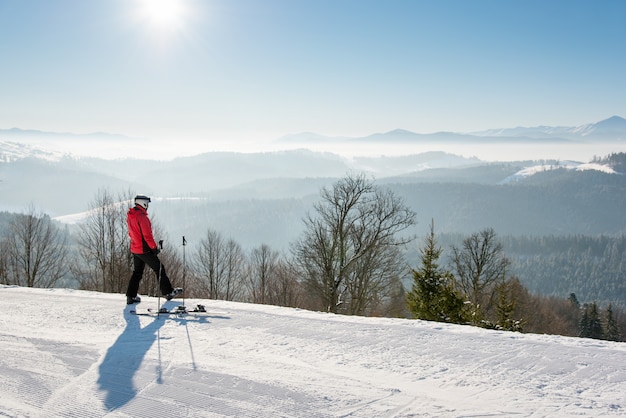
[579,307,590,338]
[580,302,604,339]
[605,304,621,342]
[407,220,466,323]
[495,279,523,332]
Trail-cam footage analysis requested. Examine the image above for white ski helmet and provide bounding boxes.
[134,195,151,209]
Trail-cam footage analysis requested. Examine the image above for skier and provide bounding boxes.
[125,195,182,305]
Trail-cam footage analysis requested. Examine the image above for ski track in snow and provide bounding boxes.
[0,286,625,417]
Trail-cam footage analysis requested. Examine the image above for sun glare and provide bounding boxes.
[136,0,188,31]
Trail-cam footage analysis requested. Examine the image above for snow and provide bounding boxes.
[1,286,625,417]
[0,140,65,162]
[499,161,618,184]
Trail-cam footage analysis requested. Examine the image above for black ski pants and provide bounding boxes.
[126,252,174,298]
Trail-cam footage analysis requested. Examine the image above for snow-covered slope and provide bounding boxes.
[499,161,619,184]
[0,141,65,162]
[1,286,625,417]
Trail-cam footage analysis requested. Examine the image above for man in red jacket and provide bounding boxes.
[125,195,182,305]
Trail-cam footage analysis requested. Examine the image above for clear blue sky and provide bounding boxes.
[1,0,625,142]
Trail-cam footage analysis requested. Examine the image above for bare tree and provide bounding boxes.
[245,246,305,308]
[0,240,7,285]
[247,244,279,304]
[450,228,510,322]
[193,229,245,300]
[75,189,133,293]
[221,238,246,301]
[2,206,68,288]
[266,259,305,308]
[343,238,407,315]
[292,173,415,314]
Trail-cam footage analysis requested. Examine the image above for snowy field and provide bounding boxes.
[1,286,625,417]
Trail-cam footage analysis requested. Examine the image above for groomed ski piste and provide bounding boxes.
[1,286,625,417]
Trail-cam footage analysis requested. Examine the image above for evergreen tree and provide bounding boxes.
[579,307,590,338]
[580,302,604,339]
[605,304,621,342]
[407,221,466,323]
[495,279,523,332]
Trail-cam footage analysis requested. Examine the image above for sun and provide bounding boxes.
[134,0,188,32]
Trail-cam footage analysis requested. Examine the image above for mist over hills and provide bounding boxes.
[278,115,626,144]
[1,117,626,235]
[2,116,625,162]
[1,142,625,243]
[2,118,626,306]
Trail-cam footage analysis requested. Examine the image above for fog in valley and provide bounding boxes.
[2,117,626,309]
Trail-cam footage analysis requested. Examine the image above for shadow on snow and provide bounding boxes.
[96,301,225,412]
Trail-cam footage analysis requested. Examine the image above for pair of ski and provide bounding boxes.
[130,304,209,317]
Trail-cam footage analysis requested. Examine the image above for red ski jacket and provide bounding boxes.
[127,205,158,254]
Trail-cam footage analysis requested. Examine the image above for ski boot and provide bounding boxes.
[165,288,183,301]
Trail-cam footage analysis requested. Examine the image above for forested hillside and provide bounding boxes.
[427,233,626,308]
[508,235,626,307]
[389,168,626,236]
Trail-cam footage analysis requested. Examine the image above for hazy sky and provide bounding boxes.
[1,0,625,142]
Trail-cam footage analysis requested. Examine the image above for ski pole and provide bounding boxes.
[182,236,187,310]
[157,239,164,318]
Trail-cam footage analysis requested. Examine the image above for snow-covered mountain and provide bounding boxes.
[279,116,626,144]
[0,140,64,162]
[572,115,626,138]
[473,115,626,141]
[1,285,625,417]
[0,128,152,161]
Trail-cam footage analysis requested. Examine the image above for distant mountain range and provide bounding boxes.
[473,115,626,140]
[278,116,626,144]
[0,127,139,142]
[1,116,625,163]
